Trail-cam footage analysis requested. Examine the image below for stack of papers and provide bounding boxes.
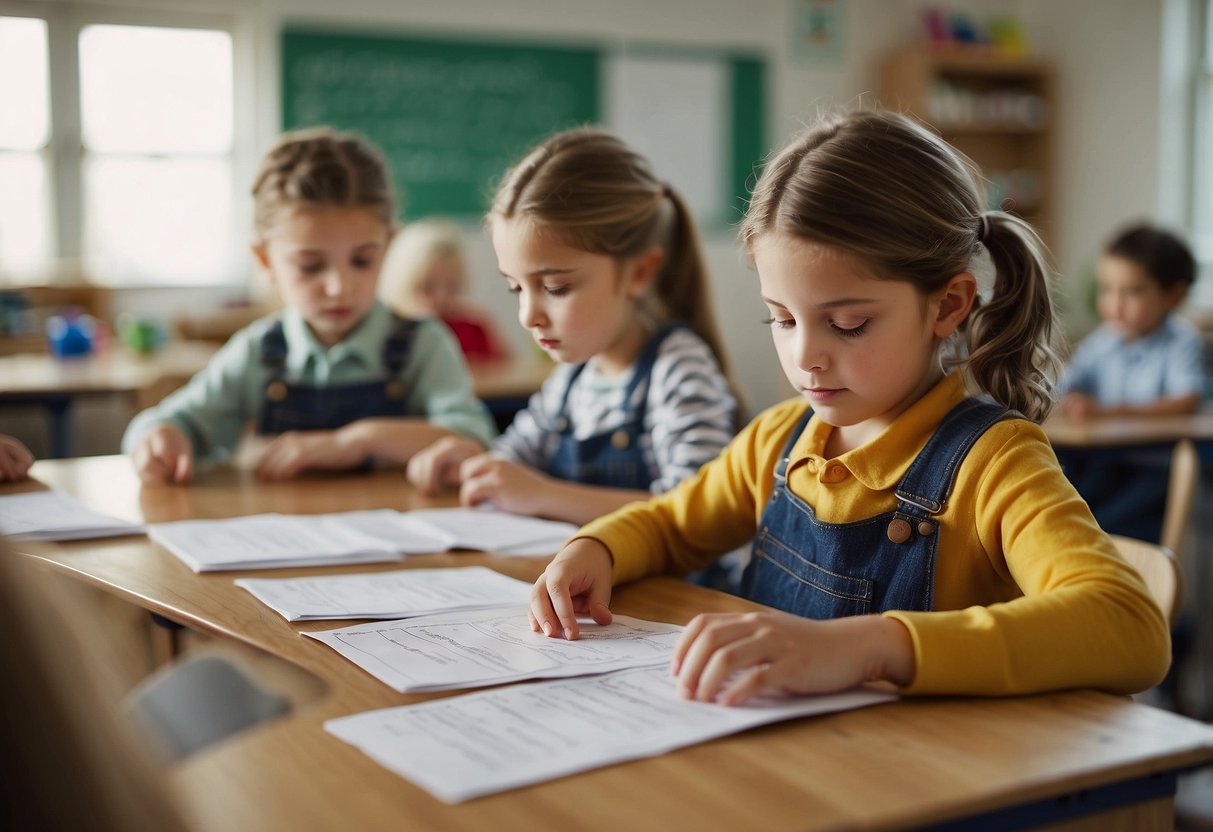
[326,665,897,803]
[305,606,682,692]
[149,510,447,572]
[149,507,578,572]
[0,490,144,541]
[235,566,533,621]
[399,507,578,556]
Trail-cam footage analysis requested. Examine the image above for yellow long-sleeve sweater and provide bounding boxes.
[578,373,1170,696]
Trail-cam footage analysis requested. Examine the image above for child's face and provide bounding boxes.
[491,217,655,373]
[415,253,465,316]
[254,206,391,348]
[1095,254,1183,341]
[753,233,968,447]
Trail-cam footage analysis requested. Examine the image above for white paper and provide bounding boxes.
[326,665,897,803]
[235,566,533,621]
[399,507,577,553]
[149,510,448,572]
[0,490,144,541]
[305,607,680,692]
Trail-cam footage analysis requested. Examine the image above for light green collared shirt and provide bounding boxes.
[122,301,495,463]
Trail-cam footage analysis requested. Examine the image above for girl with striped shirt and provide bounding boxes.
[407,128,738,525]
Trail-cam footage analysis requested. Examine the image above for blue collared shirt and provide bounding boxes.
[1059,316,1205,406]
[122,301,495,462]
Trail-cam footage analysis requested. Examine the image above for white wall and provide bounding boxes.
[27,0,1183,415]
[1021,0,1168,339]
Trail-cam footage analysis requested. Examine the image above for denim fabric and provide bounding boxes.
[257,316,419,434]
[542,323,683,490]
[740,398,1012,619]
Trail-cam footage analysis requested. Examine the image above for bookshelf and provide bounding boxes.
[882,46,1054,242]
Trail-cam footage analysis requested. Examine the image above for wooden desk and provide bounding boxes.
[1042,411,1213,448]
[8,456,1213,832]
[0,345,550,458]
[0,341,219,457]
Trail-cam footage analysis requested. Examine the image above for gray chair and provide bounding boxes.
[126,652,290,760]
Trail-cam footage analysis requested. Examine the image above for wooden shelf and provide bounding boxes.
[882,44,1054,243]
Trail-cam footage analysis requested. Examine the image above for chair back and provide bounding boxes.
[1160,438,1199,557]
[1109,534,1183,626]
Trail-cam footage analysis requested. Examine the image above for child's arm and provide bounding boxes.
[254,419,464,480]
[0,434,34,482]
[404,320,496,447]
[131,423,194,484]
[671,612,914,705]
[406,435,484,494]
[459,454,649,524]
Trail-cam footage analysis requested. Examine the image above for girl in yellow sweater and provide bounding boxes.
[528,109,1170,705]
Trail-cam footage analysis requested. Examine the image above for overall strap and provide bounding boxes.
[382,315,420,375]
[894,397,1016,517]
[260,318,288,378]
[552,362,589,432]
[621,322,686,425]
[773,406,815,485]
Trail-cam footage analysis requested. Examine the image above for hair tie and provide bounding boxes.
[977,212,991,243]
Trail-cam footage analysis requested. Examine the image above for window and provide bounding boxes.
[0,16,53,278]
[0,11,242,287]
[1193,0,1213,276]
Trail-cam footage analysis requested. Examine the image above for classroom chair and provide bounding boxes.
[1109,535,1183,627]
[126,652,290,760]
[1160,438,1200,558]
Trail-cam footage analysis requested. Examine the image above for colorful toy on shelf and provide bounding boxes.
[921,5,1027,58]
[46,311,95,358]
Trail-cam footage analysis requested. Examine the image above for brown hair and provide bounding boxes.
[251,126,395,241]
[741,109,1061,422]
[489,127,732,376]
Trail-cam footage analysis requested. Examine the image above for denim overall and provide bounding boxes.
[740,397,1012,619]
[257,315,420,434]
[543,323,683,490]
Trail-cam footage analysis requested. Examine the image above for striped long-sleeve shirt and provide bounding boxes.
[492,328,738,493]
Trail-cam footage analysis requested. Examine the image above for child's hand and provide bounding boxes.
[459,454,558,516]
[0,435,34,481]
[529,538,615,640]
[406,436,483,495]
[1060,392,1099,421]
[132,424,194,484]
[671,612,915,706]
[255,430,366,480]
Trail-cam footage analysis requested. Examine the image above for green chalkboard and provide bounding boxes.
[282,28,600,218]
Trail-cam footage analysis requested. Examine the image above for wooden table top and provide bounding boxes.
[1043,411,1213,447]
[0,342,551,402]
[8,456,1213,832]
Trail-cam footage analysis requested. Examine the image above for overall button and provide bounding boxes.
[918,521,935,536]
[611,430,631,450]
[266,380,288,402]
[385,379,406,400]
[887,518,912,544]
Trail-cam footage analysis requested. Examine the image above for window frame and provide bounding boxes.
[1,1,253,288]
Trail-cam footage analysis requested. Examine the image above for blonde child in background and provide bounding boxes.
[529,110,1169,705]
[123,128,495,484]
[379,219,510,362]
[1054,224,1201,542]
[0,434,34,481]
[407,128,739,527]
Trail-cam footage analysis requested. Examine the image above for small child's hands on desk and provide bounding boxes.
[254,429,366,480]
[0,434,34,481]
[459,453,559,516]
[132,424,194,484]
[529,538,614,639]
[406,436,482,494]
[671,612,916,706]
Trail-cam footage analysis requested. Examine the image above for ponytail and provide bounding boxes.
[963,212,1062,422]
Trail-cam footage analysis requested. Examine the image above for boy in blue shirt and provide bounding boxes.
[1057,223,1202,542]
